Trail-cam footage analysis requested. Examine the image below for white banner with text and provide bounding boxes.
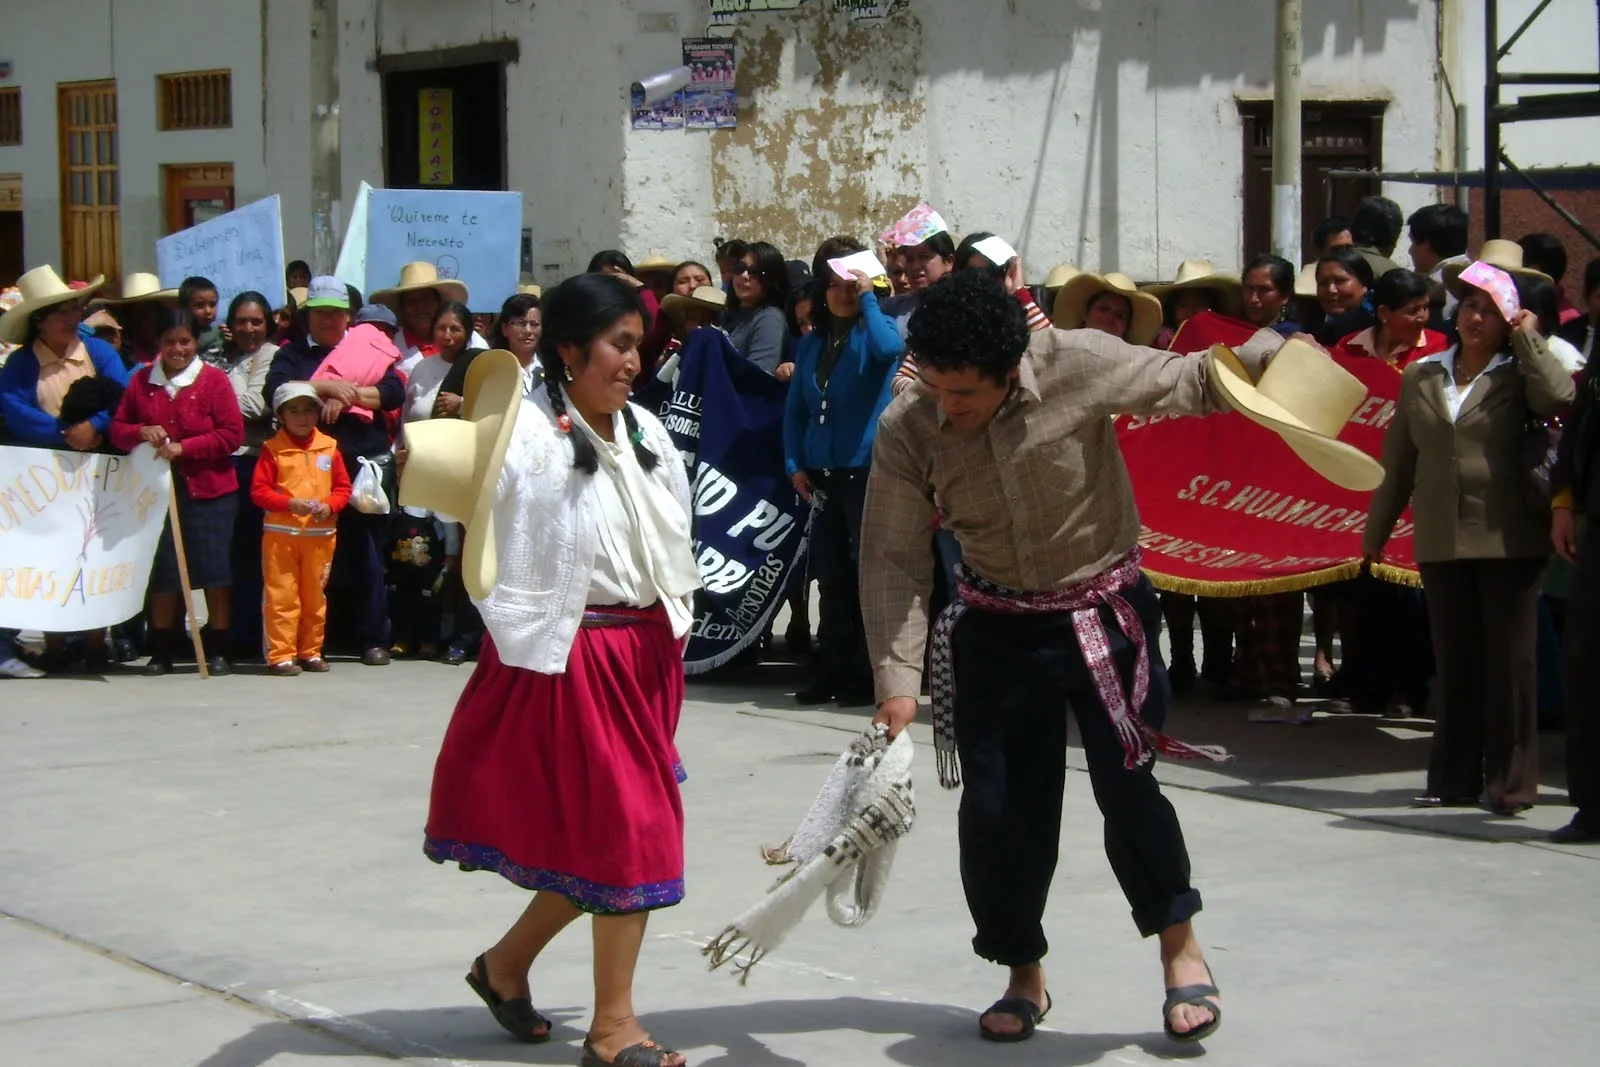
[0,445,171,631]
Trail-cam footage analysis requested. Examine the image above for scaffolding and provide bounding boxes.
[1331,1,1600,253]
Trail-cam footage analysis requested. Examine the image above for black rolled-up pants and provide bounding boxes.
[953,575,1201,966]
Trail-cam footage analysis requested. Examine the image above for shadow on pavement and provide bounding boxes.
[193,996,1201,1067]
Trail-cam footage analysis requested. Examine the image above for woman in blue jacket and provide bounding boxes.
[0,266,131,673]
[783,236,905,706]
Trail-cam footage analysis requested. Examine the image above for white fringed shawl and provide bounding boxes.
[703,724,915,983]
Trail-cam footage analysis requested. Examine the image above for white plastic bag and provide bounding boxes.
[351,456,391,516]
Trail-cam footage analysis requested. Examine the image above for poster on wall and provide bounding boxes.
[0,444,172,632]
[419,88,454,186]
[630,66,689,131]
[156,195,286,309]
[682,38,737,129]
[834,0,902,18]
[365,189,522,312]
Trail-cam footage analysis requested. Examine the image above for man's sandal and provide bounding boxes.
[978,991,1052,1043]
[1162,965,1222,1043]
[580,1037,683,1066]
[464,954,552,1043]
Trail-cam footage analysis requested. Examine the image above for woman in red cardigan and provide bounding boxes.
[1331,268,1448,369]
[111,307,245,676]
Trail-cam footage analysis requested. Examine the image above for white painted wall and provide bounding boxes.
[2,0,1452,287]
[1449,0,1600,170]
[0,0,269,280]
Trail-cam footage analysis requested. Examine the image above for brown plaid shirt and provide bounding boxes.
[861,325,1282,703]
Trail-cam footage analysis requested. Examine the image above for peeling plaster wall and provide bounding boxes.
[706,8,928,261]
[666,0,1440,277]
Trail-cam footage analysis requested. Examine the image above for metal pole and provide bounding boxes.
[1271,0,1304,263]
[1484,0,1502,239]
[1455,103,1470,213]
[310,0,342,275]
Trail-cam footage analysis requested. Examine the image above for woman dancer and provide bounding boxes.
[424,273,698,1066]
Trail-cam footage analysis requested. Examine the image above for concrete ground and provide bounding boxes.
[2,648,1598,1067]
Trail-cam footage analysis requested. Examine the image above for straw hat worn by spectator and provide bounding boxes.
[92,272,179,306]
[1042,264,1080,290]
[660,285,727,328]
[371,261,470,308]
[0,265,106,344]
[1050,271,1164,346]
[704,723,915,984]
[1144,259,1244,320]
[1442,238,1554,294]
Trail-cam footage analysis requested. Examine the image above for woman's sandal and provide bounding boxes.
[978,991,1052,1043]
[580,1037,684,1066]
[1163,965,1222,1043]
[464,954,552,1043]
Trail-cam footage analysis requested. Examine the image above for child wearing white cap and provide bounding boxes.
[251,382,353,675]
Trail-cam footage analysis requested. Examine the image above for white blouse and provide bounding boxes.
[1417,347,1511,422]
[587,436,659,609]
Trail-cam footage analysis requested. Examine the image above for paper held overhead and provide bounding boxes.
[632,66,692,106]
[827,249,889,281]
[972,235,1018,267]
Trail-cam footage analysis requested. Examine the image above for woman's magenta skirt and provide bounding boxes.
[424,604,687,913]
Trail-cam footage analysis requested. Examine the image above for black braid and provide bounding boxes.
[620,405,661,472]
[541,354,599,473]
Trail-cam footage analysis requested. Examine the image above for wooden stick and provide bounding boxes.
[167,489,209,680]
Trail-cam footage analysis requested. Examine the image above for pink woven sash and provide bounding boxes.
[927,548,1229,789]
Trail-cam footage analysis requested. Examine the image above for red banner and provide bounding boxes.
[1117,311,1419,595]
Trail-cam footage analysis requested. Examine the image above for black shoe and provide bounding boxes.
[795,682,836,705]
[1550,816,1600,844]
[112,638,140,664]
[441,644,469,666]
[84,647,112,674]
[362,647,392,666]
[142,629,176,676]
[201,629,232,677]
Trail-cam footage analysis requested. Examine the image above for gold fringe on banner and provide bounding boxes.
[1143,559,1421,598]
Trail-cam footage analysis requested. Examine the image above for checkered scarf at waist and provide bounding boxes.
[928,547,1230,789]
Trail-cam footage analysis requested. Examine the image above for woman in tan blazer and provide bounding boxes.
[1365,261,1574,815]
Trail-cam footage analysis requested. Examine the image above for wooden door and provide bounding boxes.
[1240,102,1384,265]
[58,80,120,284]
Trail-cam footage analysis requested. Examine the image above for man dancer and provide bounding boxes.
[862,271,1290,1044]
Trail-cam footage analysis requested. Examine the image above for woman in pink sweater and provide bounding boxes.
[110,307,245,676]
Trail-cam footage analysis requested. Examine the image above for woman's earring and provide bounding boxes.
[563,364,574,383]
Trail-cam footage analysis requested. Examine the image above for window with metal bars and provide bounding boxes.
[0,88,20,145]
[157,70,232,131]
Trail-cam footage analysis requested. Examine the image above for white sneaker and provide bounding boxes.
[0,656,46,679]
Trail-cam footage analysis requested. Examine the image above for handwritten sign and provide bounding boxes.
[334,180,373,294]
[156,195,286,309]
[0,445,172,631]
[365,189,522,312]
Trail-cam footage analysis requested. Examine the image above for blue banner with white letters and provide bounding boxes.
[659,328,813,673]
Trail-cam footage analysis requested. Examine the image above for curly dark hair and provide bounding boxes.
[905,271,1029,385]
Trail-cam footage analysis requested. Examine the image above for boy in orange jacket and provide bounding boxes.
[253,382,353,675]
